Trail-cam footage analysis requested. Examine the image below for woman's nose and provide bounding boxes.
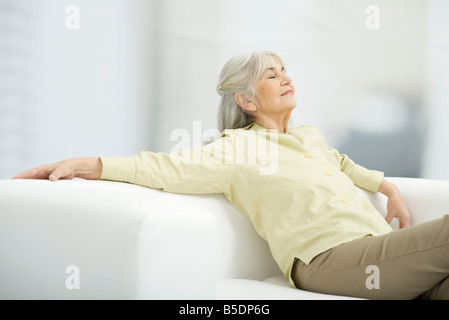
[281,74,292,85]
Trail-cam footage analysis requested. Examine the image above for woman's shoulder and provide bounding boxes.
[217,123,323,138]
[210,126,257,145]
[219,123,262,137]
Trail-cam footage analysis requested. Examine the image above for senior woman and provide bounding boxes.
[14,51,449,300]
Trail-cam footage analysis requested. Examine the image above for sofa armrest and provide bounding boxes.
[0,179,279,299]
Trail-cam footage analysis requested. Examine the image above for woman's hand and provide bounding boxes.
[378,179,411,229]
[12,157,103,181]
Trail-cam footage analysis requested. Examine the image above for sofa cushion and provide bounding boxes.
[215,276,363,300]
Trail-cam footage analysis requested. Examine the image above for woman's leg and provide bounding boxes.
[291,215,449,300]
[417,276,449,299]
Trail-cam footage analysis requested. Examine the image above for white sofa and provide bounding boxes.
[1,177,449,300]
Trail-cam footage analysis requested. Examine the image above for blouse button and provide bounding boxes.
[324,170,332,176]
[340,197,347,203]
[304,153,312,158]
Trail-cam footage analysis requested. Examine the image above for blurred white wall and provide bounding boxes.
[33,0,144,156]
[422,0,449,180]
[0,0,447,180]
[0,0,143,178]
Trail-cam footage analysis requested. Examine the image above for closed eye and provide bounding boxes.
[266,66,286,79]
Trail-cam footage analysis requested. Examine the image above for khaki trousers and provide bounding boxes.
[291,215,449,300]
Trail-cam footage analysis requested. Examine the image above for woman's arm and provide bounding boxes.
[378,179,411,229]
[13,157,103,181]
[315,128,411,229]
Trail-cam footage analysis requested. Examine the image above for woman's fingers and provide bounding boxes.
[13,158,101,181]
[13,165,54,179]
[13,161,75,181]
[48,161,75,181]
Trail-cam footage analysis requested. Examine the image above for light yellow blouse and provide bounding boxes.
[100,123,393,287]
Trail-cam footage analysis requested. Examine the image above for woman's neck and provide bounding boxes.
[254,113,291,134]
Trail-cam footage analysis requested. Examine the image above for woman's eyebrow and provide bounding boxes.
[265,66,285,72]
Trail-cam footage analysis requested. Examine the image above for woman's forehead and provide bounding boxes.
[264,57,284,72]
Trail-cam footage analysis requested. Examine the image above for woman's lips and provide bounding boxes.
[281,89,293,96]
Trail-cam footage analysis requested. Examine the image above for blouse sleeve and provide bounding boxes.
[330,146,384,193]
[314,127,384,193]
[99,136,233,195]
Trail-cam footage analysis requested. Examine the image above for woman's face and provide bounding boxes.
[252,57,296,117]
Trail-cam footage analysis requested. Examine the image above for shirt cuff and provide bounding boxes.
[99,156,136,183]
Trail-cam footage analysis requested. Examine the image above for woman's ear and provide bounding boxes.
[235,93,257,112]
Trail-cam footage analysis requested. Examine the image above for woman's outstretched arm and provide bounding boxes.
[12,157,103,181]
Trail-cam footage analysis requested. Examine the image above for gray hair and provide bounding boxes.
[216,51,285,131]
